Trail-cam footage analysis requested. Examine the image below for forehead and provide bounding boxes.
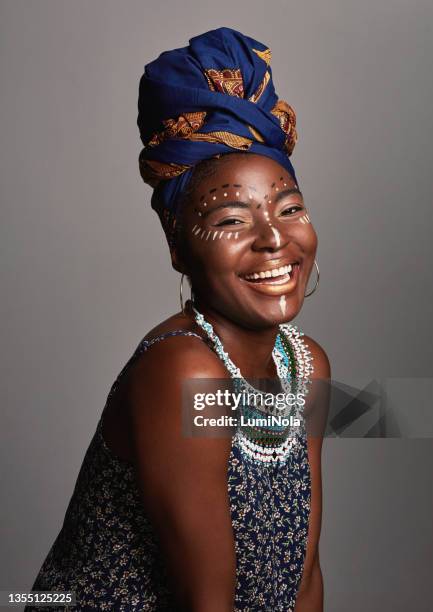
[193,154,296,198]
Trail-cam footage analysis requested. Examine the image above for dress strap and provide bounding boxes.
[133,329,206,357]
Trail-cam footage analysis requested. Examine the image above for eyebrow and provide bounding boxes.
[275,188,303,203]
[201,188,303,217]
[201,201,250,218]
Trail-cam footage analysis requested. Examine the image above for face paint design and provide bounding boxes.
[299,213,311,224]
[279,295,287,315]
[191,224,239,241]
[260,194,283,248]
[191,175,303,244]
[271,226,281,247]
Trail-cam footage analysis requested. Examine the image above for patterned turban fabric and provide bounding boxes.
[137,26,298,250]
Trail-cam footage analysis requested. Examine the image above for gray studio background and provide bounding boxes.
[1,1,432,610]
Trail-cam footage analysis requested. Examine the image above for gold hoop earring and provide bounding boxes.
[304,259,320,297]
[180,273,194,315]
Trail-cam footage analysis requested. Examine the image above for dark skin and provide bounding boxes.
[102,153,330,611]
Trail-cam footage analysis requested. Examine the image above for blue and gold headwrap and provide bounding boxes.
[137,26,298,249]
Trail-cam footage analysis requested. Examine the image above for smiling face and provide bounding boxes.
[173,153,318,329]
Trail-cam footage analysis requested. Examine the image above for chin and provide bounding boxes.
[259,297,302,326]
[229,293,303,330]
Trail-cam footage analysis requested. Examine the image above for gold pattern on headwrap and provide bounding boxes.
[247,125,265,143]
[249,47,272,104]
[204,68,245,98]
[139,155,191,187]
[248,70,271,104]
[147,112,207,147]
[187,131,252,149]
[270,99,298,155]
[140,96,297,184]
[140,131,253,188]
[252,47,272,66]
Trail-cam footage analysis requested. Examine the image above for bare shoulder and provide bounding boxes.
[301,334,331,379]
[142,306,197,342]
[122,329,229,430]
[130,330,229,384]
[130,303,229,383]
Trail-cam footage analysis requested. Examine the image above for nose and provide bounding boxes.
[251,217,289,252]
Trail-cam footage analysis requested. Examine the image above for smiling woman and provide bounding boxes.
[173,153,318,326]
[26,27,330,612]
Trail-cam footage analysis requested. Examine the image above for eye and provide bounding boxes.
[280,205,303,216]
[215,217,245,227]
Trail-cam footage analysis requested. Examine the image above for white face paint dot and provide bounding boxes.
[223,192,228,197]
[275,187,279,191]
[203,202,207,206]
[283,182,287,187]
[235,191,240,196]
[212,196,217,200]
[268,200,272,204]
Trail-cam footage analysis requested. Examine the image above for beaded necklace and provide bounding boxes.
[192,305,314,464]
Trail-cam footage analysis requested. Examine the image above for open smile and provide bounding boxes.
[239,260,301,296]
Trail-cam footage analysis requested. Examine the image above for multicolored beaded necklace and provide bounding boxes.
[192,305,314,465]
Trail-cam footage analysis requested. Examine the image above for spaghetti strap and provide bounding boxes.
[101,329,208,422]
[135,329,206,352]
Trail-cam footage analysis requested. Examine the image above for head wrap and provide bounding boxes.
[137,26,298,249]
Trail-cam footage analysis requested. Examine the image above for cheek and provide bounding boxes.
[285,215,318,252]
[188,228,245,273]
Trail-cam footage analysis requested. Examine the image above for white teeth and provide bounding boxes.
[243,263,296,281]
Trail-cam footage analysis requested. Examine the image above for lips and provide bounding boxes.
[243,263,294,282]
[239,259,301,296]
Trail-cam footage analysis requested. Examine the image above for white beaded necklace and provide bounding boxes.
[192,306,291,393]
[192,305,314,464]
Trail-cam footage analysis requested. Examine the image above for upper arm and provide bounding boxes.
[303,335,331,444]
[298,336,331,582]
[126,337,235,611]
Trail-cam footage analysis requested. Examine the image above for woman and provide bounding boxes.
[27,27,330,611]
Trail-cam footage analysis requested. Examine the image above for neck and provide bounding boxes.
[190,299,279,379]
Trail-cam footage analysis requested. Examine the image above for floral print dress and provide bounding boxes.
[26,327,313,611]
